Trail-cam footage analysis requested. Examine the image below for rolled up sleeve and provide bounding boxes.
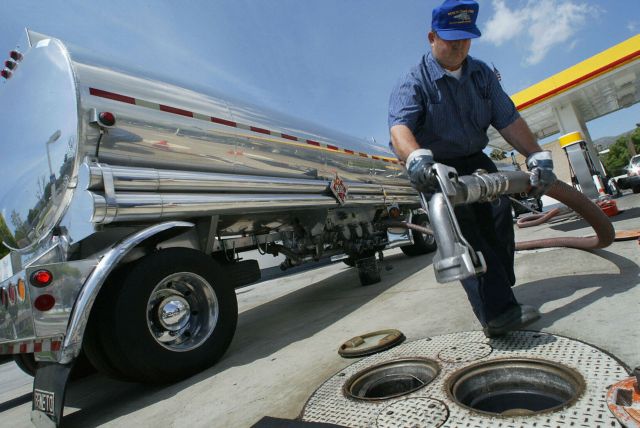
[388,74,424,134]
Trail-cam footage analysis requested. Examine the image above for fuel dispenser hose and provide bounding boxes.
[385,172,615,252]
[514,180,614,250]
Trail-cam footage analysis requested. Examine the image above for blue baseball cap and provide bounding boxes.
[432,0,481,41]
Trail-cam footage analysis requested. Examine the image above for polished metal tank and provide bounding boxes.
[0,29,407,251]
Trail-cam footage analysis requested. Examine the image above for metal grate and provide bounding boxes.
[437,342,492,363]
[375,397,449,428]
[301,331,627,428]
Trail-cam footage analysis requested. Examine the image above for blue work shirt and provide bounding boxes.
[388,52,519,160]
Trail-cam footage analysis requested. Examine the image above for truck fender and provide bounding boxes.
[58,221,194,364]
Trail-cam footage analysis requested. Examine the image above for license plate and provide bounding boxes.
[33,389,55,415]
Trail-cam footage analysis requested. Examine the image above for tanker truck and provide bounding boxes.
[0,30,438,425]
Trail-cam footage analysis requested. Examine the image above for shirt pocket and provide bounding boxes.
[471,97,492,130]
[428,102,456,139]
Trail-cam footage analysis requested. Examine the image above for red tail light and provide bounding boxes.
[9,50,23,61]
[34,295,56,311]
[98,111,116,127]
[31,270,53,287]
[7,285,16,304]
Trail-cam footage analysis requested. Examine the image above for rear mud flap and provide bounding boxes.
[31,362,74,427]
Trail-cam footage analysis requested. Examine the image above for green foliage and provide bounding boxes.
[602,127,640,176]
[489,148,507,161]
[0,216,13,259]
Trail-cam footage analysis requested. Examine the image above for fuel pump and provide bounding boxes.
[559,132,608,199]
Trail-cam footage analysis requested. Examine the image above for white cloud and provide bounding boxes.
[482,0,601,65]
[628,21,638,32]
[482,0,527,46]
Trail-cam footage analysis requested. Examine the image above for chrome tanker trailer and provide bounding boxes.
[0,30,437,425]
[0,29,616,427]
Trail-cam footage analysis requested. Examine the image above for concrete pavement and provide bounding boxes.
[0,191,638,427]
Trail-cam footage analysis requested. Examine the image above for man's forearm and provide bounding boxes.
[498,117,543,157]
[390,125,422,162]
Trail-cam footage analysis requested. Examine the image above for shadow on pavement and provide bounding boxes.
[549,206,640,233]
[513,249,639,329]
[0,392,31,413]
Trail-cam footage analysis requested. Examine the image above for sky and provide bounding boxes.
[1,0,639,151]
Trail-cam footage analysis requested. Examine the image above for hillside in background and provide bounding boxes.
[594,129,636,151]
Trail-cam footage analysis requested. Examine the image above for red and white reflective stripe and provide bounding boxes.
[88,87,400,165]
[0,338,62,355]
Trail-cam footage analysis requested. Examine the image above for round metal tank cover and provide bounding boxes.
[338,329,405,358]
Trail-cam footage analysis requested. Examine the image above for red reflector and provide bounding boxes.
[34,295,56,312]
[7,285,16,304]
[1,69,12,79]
[98,111,116,127]
[9,50,23,61]
[31,270,53,287]
[4,60,16,70]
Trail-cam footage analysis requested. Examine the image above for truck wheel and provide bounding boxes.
[14,351,95,379]
[13,353,38,376]
[355,256,381,286]
[400,214,437,256]
[633,185,640,194]
[343,250,376,268]
[88,248,237,383]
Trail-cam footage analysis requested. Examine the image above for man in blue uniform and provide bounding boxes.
[388,0,556,337]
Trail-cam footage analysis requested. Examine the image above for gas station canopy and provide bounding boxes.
[488,34,640,152]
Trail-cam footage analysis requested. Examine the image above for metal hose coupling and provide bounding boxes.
[456,170,531,205]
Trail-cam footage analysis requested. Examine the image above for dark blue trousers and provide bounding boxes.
[438,152,518,325]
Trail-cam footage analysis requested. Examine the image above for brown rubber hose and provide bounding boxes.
[384,180,615,252]
[516,208,561,228]
[515,180,615,250]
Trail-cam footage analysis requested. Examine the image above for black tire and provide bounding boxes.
[13,353,38,376]
[400,214,437,257]
[83,269,133,381]
[633,186,640,194]
[343,250,376,268]
[85,248,237,384]
[342,257,356,267]
[356,256,381,286]
[13,351,95,379]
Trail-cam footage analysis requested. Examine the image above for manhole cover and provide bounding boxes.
[375,397,449,428]
[437,342,492,363]
[338,329,406,358]
[301,331,628,428]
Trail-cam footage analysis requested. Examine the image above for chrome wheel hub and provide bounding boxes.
[146,272,219,352]
[158,296,190,331]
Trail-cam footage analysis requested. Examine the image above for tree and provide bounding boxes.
[489,148,507,161]
[0,216,14,259]
[602,126,640,176]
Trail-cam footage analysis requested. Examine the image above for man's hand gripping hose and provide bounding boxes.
[385,161,615,284]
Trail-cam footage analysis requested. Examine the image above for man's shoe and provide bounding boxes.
[483,304,540,338]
